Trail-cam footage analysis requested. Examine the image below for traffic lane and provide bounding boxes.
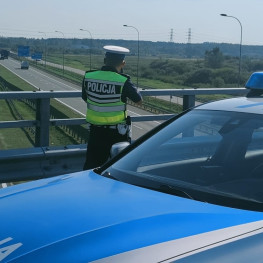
[1,57,20,70]
[1,58,87,116]
[1,58,81,92]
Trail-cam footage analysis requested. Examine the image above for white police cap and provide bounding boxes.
[103,45,130,55]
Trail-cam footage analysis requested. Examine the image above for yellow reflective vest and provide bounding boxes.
[84,70,128,125]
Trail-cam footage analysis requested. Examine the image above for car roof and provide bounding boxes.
[197,97,263,115]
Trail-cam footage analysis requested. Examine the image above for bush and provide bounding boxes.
[251,61,263,71]
[213,68,238,84]
[212,77,225,88]
[184,68,212,85]
[205,47,224,68]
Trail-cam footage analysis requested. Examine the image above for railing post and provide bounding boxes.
[183,95,195,111]
[35,98,50,147]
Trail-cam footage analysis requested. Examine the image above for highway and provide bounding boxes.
[0,58,161,139]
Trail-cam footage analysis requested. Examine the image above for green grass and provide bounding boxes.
[34,63,83,85]
[143,97,183,113]
[0,64,85,149]
[138,77,185,89]
[0,98,82,149]
[47,53,102,71]
[0,100,34,149]
[0,65,36,91]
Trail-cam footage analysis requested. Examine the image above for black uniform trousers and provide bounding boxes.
[83,125,128,170]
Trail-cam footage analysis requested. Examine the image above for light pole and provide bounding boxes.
[80,28,92,70]
[220,14,243,87]
[123,24,139,87]
[55,30,65,76]
[38,31,47,68]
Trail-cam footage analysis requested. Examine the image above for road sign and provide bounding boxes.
[18,46,30,57]
[31,52,43,60]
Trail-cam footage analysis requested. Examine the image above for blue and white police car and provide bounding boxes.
[1,73,263,262]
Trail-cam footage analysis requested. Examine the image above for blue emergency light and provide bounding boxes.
[245,72,263,89]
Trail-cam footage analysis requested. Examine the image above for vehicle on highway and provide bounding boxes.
[0,49,9,59]
[1,74,263,262]
[20,61,29,69]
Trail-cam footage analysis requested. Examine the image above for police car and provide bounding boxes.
[2,73,263,262]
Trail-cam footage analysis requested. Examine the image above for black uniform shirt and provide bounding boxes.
[82,66,142,104]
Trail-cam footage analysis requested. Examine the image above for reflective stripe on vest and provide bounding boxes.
[86,109,127,125]
[84,71,128,125]
[87,102,126,112]
[87,91,121,104]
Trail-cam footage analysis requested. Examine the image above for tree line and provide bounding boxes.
[139,47,263,88]
[1,37,263,59]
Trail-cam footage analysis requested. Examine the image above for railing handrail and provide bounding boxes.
[140,87,247,96]
[0,87,248,99]
[0,90,80,99]
[0,88,249,146]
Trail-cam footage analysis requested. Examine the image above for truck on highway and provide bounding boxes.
[0,49,9,59]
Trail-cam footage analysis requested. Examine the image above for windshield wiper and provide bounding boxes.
[100,169,195,200]
[158,184,194,200]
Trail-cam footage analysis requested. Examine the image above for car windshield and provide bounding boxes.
[105,109,263,210]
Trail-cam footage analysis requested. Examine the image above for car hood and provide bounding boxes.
[1,171,263,263]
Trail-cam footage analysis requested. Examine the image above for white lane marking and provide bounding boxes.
[2,61,80,91]
[55,99,86,117]
[29,68,80,90]
[133,124,143,130]
[127,110,145,130]
[128,109,161,125]
[128,109,141,116]
[1,63,40,90]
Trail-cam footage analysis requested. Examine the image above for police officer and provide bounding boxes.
[82,45,142,170]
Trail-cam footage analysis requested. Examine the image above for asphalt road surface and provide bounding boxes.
[1,58,162,140]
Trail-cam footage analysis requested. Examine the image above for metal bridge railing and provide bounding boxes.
[0,88,248,182]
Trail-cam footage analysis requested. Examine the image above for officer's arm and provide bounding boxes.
[122,77,143,105]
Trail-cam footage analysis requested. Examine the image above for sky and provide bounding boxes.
[1,0,263,46]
